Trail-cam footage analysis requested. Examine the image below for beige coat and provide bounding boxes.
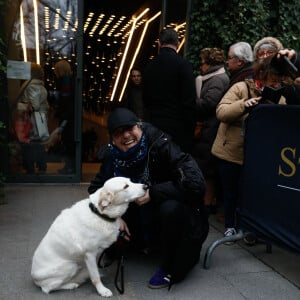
[211,79,285,165]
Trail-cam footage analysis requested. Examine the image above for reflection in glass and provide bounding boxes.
[8,0,78,177]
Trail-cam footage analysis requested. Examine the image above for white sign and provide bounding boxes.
[7,60,31,80]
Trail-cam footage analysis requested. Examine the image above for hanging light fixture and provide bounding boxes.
[20,3,27,62]
[33,0,40,64]
[110,8,149,101]
[119,11,161,101]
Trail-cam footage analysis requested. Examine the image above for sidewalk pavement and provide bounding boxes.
[0,184,299,300]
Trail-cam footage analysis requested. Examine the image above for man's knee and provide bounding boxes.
[159,200,182,220]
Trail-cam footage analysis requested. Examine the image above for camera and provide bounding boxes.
[271,54,299,80]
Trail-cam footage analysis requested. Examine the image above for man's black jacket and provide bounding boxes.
[88,123,205,208]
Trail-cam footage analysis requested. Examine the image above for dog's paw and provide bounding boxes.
[97,286,113,297]
[41,286,50,294]
[61,282,79,290]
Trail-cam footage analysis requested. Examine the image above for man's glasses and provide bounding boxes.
[227,55,237,60]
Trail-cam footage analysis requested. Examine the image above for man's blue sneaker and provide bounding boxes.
[148,268,171,289]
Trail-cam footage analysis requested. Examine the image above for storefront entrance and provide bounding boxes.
[3,0,189,183]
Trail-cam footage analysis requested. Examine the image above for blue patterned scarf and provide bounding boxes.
[109,133,148,183]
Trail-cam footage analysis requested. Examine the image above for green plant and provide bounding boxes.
[187,0,300,73]
[277,1,300,50]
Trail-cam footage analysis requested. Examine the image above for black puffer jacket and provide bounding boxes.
[88,123,206,208]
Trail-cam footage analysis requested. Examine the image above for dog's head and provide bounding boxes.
[89,177,148,218]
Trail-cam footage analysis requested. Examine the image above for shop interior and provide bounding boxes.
[6,0,188,182]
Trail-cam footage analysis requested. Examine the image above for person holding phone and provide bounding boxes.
[211,55,287,243]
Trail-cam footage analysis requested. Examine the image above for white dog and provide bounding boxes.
[31,177,147,297]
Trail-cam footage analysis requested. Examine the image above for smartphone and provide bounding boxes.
[261,86,285,104]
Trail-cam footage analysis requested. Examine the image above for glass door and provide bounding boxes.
[5,0,83,183]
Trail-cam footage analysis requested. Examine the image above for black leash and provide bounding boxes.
[114,255,125,294]
[98,232,128,295]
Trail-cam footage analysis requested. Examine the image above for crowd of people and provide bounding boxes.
[92,28,300,289]
[13,27,300,289]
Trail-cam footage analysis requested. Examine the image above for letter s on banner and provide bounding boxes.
[278,147,297,177]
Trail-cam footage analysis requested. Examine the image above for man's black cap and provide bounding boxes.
[107,108,139,135]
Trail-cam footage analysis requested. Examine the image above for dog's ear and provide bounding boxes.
[98,191,114,211]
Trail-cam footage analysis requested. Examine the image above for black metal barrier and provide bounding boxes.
[203,104,300,269]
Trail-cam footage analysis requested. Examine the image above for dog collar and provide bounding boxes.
[89,202,116,222]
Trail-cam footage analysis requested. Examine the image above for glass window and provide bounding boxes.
[6,0,80,180]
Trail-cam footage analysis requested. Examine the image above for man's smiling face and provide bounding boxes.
[111,125,142,152]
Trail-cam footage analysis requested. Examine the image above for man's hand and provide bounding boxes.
[278,49,296,60]
[135,189,150,206]
[119,218,130,241]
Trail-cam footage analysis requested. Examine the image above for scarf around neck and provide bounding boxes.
[195,67,226,98]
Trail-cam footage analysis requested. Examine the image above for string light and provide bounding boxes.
[110,8,149,101]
